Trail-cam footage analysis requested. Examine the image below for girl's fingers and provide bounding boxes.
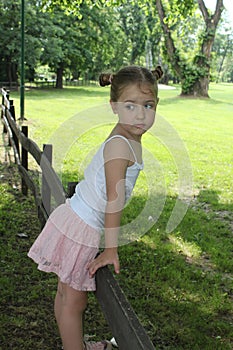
[87,259,102,277]
[87,251,120,277]
[114,260,120,274]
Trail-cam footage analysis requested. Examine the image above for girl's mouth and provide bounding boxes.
[134,124,146,129]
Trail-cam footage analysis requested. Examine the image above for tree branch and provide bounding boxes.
[197,0,224,60]
[197,0,209,22]
[198,0,224,26]
[155,0,182,76]
[213,0,224,26]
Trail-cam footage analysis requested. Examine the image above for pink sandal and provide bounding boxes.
[84,340,112,350]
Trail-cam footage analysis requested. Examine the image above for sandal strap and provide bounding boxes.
[84,340,112,350]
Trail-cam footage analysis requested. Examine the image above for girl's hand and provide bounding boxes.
[87,248,120,278]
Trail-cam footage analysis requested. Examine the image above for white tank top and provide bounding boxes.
[69,135,144,230]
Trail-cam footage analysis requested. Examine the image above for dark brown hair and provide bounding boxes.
[99,65,163,102]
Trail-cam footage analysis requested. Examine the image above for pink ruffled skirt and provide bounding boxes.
[28,200,101,291]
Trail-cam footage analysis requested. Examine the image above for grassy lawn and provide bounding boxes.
[1,83,232,349]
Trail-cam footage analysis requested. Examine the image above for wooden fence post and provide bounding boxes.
[10,99,19,155]
[42,144,52,216]
[21,126,28,195]
[1,89,9,134]
[67,181,78,198]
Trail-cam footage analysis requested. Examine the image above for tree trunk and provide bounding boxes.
[155,0,223,97]
[216,35,230,83]
[56,64,63,89]
[155,0,183,76]
[193,76,209,97]
[6,58,12,83]
[11,62,18,82]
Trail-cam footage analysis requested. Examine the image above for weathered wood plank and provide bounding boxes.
[4,106,66,206]
[2,115,21,165]
[42,144,52,215]
[1,88,10,110]
[40,152,66,206]
[18,164,48,228]
[95,266,155,350]
[21,126,28,196]
[5,108,42,164]
[2,107,47,228]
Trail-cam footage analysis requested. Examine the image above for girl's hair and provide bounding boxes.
[99,65,163,101]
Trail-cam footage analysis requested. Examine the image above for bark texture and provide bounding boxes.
[155,0,224,97]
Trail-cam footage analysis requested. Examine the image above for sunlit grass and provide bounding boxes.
[168,232,202,258]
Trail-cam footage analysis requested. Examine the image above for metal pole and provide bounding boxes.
[20,0,25,121]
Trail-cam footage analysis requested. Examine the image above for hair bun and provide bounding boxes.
[99,73,113,87]
[151,66,163,80]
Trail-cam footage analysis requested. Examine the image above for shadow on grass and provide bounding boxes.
[159,95,233,107]
[16,86,110,100]
[116,192,232,349]
[0,162,62,349]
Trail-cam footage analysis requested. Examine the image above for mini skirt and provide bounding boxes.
[28,199,101,291]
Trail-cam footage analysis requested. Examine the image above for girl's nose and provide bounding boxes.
[136,105,146,119]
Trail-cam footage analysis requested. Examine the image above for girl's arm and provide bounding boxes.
[87,138,130,278]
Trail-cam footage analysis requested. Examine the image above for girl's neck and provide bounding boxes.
[109,123,142,143]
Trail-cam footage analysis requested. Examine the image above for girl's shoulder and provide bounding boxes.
[105,134,131,146]
[104,134,140,165]
[103,134,131,161]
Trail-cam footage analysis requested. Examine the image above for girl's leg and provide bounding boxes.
[54,279,87,350]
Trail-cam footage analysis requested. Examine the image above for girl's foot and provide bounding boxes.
[84,340,112,350]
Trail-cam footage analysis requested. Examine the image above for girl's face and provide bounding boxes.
[111,83,158,138]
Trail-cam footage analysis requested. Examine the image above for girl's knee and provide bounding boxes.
[58,280,87,313]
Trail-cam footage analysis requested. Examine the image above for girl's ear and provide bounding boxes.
[110,100,118,114]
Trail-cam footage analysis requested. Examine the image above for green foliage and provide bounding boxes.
[41,0,125,13]
[0,0,20,80]
[0,0,231,93]
[155,0,225,95]
[180,67,199,94]
[169,0,196,17]
[178,55,209,94]
[212,28,233,82]
[117,2,148,65]
[164,0,197,28]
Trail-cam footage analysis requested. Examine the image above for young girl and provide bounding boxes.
[28,65,163,350]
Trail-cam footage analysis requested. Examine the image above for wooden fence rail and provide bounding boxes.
[1,88,155,350]
[0,81,18,90]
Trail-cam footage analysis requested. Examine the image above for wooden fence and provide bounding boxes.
[1,88,155,350]
[0,82,18,90]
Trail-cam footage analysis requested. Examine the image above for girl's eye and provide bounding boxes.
[144,104,154,110]
[125,104,135,111]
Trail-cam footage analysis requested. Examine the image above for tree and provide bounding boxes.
[1,0,228,91]
[40,9,82,88]
[118,2,148,65]
[155,0,224,97]
[0,0,21,82]
[145,4,163,68]
[76,3,128,78]
[44,0,227,96]
[24,1,50,81]
[211,17,233,83]
[0,0,52,83]
[40,3,128,88]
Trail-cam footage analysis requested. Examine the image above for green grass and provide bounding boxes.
[1,83,232,349]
